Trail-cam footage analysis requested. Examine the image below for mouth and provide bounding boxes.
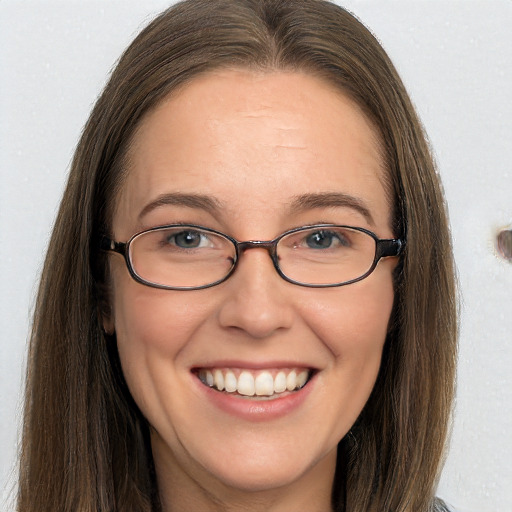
[194,367,313,400]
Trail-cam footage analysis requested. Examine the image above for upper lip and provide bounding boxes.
[191,360,318,371]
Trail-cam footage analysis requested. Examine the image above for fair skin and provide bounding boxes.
[107,69,397,512]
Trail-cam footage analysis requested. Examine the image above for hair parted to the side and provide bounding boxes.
[18,1,457,511]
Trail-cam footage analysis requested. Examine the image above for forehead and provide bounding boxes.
[114,69,390,237]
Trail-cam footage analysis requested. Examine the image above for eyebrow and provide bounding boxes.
[288,192,375,225]
[138,192,223,221]
[138,191,374,225]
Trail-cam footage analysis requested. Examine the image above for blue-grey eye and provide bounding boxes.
[169,230,206,248]
[305,230,349,249]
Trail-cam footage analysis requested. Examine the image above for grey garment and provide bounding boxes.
[434,497,453,512]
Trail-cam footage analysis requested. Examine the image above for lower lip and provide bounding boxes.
[193,373,315,422]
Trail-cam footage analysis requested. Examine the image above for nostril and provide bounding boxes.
[217,264,295,337]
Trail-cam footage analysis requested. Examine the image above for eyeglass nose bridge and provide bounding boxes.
[236,239,278,255]
[234,239,281,270]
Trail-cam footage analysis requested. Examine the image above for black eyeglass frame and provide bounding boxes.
[100,224,405,290]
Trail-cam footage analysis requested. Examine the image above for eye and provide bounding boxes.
[304,229,350,249]
[165,229,212,249]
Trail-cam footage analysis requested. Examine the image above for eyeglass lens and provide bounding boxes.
[128,225,378,289]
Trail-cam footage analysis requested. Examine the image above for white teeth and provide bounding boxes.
[224,371,237,392]
[213,369,225,391]
[199,370,213,387]
[255,371,274,396]
[237,371,255,396]
[198,368,311,397]
[297,370,308,388]
[286,370,297,391]
[274,371,287,393]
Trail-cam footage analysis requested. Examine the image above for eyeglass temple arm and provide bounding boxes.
[100,236,127,256]
[377,238,405,259]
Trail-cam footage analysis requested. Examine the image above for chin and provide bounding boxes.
[191,434,338,495]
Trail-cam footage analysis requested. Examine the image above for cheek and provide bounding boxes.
[302,271,395,362]
[110,252,211,348]
[109,274,210,398]
[308,272,395,428]
[288,272,396,445]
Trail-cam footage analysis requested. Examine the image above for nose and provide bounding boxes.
[217,247,294,339]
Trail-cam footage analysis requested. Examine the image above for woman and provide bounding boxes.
[18,1,457,511]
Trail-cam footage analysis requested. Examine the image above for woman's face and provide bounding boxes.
[107,69,397,500]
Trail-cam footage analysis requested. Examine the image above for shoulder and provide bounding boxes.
[433,497,457,512]
[434,499,474,512]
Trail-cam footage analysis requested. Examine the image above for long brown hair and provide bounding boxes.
[18,1,457,511]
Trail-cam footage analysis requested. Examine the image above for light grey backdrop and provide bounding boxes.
[1,1,511,511]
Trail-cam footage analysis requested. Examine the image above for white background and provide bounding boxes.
[1,1,511,511]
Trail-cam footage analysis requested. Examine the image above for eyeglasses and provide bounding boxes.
[101,224,404,290]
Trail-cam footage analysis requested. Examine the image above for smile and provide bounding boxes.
[196,368,311,399]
